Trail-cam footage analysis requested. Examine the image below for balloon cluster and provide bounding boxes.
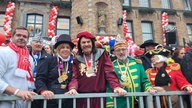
[0,33,6,46]
[162,12,168,46]
[48,6,58,38]
[3,2,15,40]
[95,36,116,45]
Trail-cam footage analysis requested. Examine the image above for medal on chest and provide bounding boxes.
[57,57,69,84]
[58,72,68,83]
[117,59,132,88]
[84,54,97,77]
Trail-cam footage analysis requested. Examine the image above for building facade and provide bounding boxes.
[0,0,192,46]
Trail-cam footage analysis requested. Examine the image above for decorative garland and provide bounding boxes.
[48,6,59,38]
[122,10,140,57]
[3,2,15,40]
[162,12,168,46]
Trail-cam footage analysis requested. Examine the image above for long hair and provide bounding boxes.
[77,37,96,56]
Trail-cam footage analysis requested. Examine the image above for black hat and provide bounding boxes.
[140,39,158,48]
[54,34,75,49]
[145,48,171,58]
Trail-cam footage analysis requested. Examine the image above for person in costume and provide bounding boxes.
[145,48,192,108]
[0,26,37,108]
[139,39,158,70]
[66,31,127,108]
[35,34,74,108]
[106,36,156,108]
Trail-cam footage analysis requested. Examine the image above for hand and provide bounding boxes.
[184,87,192,94]
[41,90,54,100]
[113,87,127,96]
[16,90,37,101]
[153,86,166,92]
[65,89,78,95]
[148,89,157,94]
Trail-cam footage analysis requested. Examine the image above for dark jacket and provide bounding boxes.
[35,53,73,108]
[181,49,192,84]
[138,55,152,70]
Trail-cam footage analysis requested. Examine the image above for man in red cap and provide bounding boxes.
[67,31,127,108]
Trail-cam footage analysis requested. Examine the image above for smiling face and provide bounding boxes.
[11,29,29,48]
[80,37,93,55]
[30,41,43,53]
[57,43,71,59]
[113,47,128,62]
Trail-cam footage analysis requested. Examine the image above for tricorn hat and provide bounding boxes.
[54,34,75,49]
[145,48,171,58]
[140,39,158,48]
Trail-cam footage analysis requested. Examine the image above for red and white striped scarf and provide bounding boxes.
[9,42,34,82]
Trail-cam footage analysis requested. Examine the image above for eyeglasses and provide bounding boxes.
[115,48,127,52]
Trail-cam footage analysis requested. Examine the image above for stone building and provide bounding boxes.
[0,0,192,46]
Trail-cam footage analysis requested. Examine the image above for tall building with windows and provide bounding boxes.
[0,0,192,46]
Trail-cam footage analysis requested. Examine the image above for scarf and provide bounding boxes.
[57,53,70,62]
[9,42,34,82]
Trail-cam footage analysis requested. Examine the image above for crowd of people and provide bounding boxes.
[0,26,192,108]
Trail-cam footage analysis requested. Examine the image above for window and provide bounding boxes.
[166,23,177,45]
[0,14,5,34]
[126,21,134,40]
[139,0,150,8]
[183,0,191,10]
[26,14,43,37]
[123,0,130,6]
[187,24,192,41]
[161,0,171,9]
[56,17,70,35]
[141,22,153,42]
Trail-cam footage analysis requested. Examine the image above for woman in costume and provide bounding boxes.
[35,34,74,108]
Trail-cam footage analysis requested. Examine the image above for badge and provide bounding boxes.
[86,67,96,77]
[161,73,165,77]
[34,55,38,59]
[61,84,67,89]
[121,74,127,81]
[58,73,68,83]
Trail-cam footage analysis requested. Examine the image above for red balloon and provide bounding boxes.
[0,34,6,45]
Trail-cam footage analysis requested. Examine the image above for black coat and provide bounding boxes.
[181,49,192,84]
[35,53,73,108]
[138,55,152,70]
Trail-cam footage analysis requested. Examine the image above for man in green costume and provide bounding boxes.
[106,36,156,108]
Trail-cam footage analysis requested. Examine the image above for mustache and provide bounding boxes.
[17,39,27,43]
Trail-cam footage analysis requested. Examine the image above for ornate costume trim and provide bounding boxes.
[135,59,142,64]
[170,63,180,70]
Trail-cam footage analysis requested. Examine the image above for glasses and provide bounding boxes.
[115,48,127,52]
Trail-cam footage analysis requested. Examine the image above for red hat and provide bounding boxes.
[134,49,144,56]
[77,31,95,39]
